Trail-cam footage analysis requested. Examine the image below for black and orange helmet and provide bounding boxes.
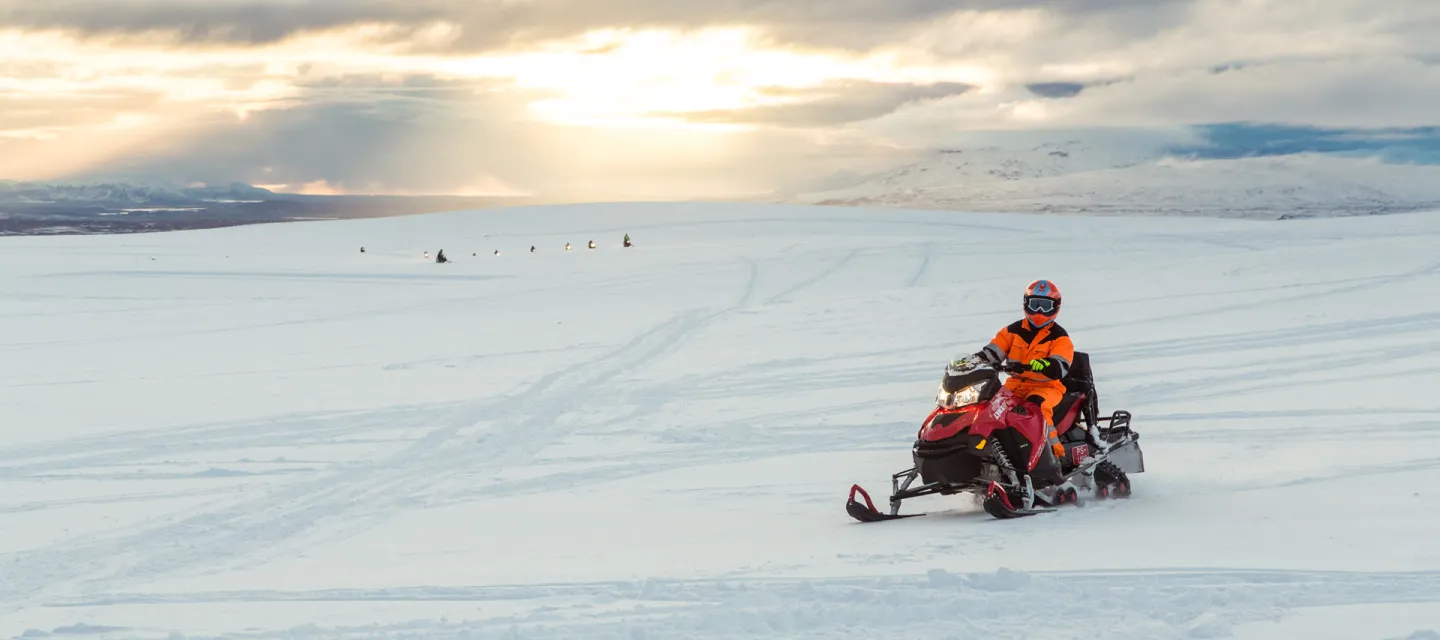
[1023,279,1061,328]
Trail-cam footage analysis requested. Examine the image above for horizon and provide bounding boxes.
[2,1,1439,201]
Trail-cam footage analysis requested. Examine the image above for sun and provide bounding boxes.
[441,27,996,130]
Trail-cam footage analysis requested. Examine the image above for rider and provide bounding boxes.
[962,279,1074,462]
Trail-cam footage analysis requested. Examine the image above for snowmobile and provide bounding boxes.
[846,351,1143,521]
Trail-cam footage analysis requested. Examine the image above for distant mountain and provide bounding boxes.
[0,180,278,207]
[790,143,1440,219]
[0,180,533,236]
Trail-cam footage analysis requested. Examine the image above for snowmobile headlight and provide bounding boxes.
[937,383,982,408]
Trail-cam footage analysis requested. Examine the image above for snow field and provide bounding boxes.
[2,202,1439,639]
[795,149,1440,219]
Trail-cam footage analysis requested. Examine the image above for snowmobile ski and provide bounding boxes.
[846,484,926,522]
[981,481,1056,518]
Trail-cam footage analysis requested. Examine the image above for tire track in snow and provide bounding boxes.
[0,305,723,612]
[412,256,770,504]
[736,258,759,307]
[424,257,818,505]
[194,310,712,566]
[1121,340,1440,407]
[906,242,935,288]
[0,406,472,612]
[307,257,762,537]
[1090,257,1440,332]
[1103,311,1440,361]
[763,249,862,305]
[0,406,417,476]
[42,568,1440,640]
[0,270,665,353]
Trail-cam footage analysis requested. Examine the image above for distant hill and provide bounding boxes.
[0,181,276,207]
[0,181,537,235]
[790,142,1440,219]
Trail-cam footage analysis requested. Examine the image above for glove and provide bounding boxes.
[1025,358,1065,380]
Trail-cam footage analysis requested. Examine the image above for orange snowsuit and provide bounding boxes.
[982,320,1076,459]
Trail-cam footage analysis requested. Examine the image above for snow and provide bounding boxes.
[2,201,1440,639]
[792,144,1440,219]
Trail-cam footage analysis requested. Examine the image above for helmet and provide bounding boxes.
[1023,279,1061,328]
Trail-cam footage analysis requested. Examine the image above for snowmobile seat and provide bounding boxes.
[1057,352,1100,432]
[1061,352,1095,395]
[1054,392,1085,433]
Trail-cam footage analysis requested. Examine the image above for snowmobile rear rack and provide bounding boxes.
[1095,409,1133,435]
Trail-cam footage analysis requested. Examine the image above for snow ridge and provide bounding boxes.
[793,144,1440,219]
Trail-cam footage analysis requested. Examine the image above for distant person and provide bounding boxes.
[623,234,632,248]
[588,240,596,249]
[436,249,448,264]
[530,245,536,253]
[565,242,572,251]
[360,247,365,253]
[424,251,430,259]
[494,250,499,255]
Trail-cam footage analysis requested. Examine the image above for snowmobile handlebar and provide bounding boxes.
[947,355,1035,376]
[996,360,1029,374]
[947,356,1027,376]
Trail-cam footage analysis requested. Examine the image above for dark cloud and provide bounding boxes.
[80,76,911,199]
[93,80,532,192]
[671,81,971,127]
[1026,82,1085,98]
[0,0,1197,52]
[0,0,446,45]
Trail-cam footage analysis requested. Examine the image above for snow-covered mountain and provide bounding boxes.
[792,143,1440,219]
[0,180,276,206]
[2,202,1439,639]
[0,181,528,236]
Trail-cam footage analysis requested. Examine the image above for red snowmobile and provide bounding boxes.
[846,352,1143,521]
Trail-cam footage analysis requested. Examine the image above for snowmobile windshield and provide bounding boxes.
[942,368,995,393]
[938,368,998,408]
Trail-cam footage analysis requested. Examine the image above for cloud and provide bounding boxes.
[80,78,914,200]
[1025,82,1086,98]
[0,0,449,46]
[0,0,1177,52]
[1027,57,1440,129]
[845,1,1440,147]
[4,0,1440,198]
[665,80,972,127]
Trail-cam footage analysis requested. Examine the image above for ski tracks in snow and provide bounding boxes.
[762,249,862,305]
[10,208,1440,639]
[2,254,763,613]
[37,567,1440,640]
[0,311,716,606]
[907,241,936,289]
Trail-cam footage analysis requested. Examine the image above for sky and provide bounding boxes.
[1,0,1437,200]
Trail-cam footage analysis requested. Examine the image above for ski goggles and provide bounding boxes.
[1024,296,1058,315]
